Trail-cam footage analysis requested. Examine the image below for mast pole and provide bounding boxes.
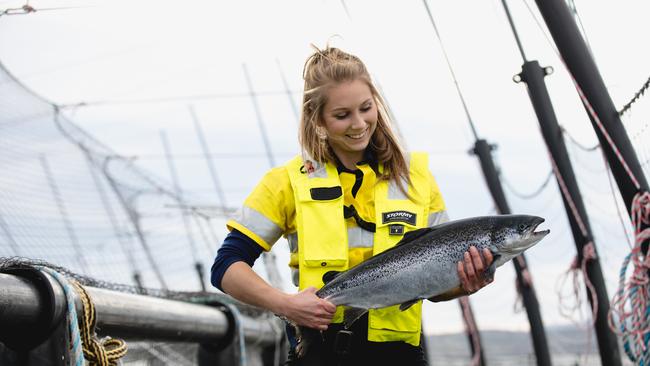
[501,1,622,364]
[471,139,552,366]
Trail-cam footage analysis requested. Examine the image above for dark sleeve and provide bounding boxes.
[210,228,265,291]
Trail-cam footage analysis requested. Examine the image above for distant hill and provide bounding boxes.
[425,325,631,366]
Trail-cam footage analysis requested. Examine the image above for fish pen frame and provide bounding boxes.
[0,269,285,365]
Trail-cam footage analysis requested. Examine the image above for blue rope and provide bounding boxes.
[619,253,637,362]
[39,266,85,366]
[223,303,247,366]
[616,251,650,366]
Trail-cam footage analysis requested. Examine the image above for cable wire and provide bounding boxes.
[422,0,479,140]
[502,170,554,199]
[619,75,650,117]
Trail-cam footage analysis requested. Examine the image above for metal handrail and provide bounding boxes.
[0,272,280,346]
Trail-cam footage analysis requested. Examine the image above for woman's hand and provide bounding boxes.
[458,246,494,294]
[282,287,336,331]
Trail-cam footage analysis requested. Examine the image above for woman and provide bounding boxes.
[211,45,493,365]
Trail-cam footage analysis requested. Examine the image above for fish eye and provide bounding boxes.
[518,224,528,231]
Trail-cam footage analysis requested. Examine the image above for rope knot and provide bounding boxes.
[85,339,109,363]
[71,281,128,365]
[632,192,650,234]
[631,268,649,286]
[607,191,650,363]
[630,192,650,283]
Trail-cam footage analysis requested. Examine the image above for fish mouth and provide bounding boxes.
[501,217,550,255]
[530,217,550,240]
[516,219,550,251]
[532,229,550,239]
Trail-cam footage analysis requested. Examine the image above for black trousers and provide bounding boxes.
[285,314,428,366]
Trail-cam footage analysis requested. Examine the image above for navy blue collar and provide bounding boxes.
[332,148,379,175]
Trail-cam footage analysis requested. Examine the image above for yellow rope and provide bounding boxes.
[71,281,128,365]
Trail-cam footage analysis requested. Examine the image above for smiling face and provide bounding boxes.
[321,79,378,169]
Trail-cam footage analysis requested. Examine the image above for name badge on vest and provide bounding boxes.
[382,211,417,226]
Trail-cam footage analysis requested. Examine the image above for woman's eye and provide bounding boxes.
[360,105,371,112]
[335,113,348,120]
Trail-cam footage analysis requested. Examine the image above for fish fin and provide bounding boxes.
[427,286,465,302]
[398,227,436,245]
[322,270,342,285]
[399,299,421,311]
[343,307,368,329]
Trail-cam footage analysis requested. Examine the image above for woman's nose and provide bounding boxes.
[351,112,365,128]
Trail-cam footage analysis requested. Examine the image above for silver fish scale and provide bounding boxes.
[317,217,516,307]
[296,215,547,359]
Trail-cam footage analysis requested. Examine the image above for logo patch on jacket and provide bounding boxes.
[382,211,417,225]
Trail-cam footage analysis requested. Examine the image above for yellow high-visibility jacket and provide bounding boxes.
[227,152,448,346]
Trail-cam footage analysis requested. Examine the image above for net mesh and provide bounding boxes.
[0,60,226,291]
[0,61,275,364]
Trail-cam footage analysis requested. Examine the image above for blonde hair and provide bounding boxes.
[299,45,410,192]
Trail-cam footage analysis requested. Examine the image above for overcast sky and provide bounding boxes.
[0,0,649,336]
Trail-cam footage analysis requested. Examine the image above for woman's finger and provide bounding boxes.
[321,299,336,313]
[469,246,485,274]
[457,261,470,293]
[464,251,476,282]
[482,248,494,265]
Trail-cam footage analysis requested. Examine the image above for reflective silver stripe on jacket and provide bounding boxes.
[388,179,408,200]
[287,226,374,254]
[387,154,411,200]
[428,210,449,227]
[346,226,374,248]
[233,206,283,246]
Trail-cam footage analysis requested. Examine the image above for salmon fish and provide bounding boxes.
[294,214,550,357]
